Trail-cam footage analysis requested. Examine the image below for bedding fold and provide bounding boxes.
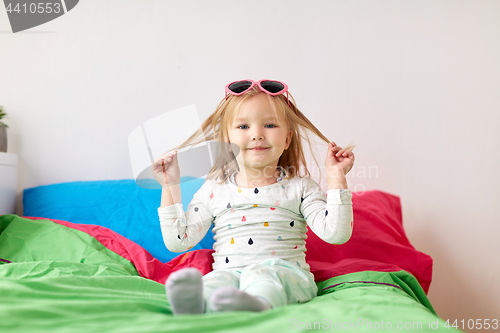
[0,214,457,333]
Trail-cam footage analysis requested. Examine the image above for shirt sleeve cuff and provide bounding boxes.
[158,203,185,218]
[326,189,353,205]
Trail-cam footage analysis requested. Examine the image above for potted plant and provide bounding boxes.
[0,106,8,153]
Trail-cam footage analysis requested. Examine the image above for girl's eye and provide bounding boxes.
[237,124,276,129]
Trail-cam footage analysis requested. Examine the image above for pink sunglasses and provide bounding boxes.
[225,79,289,105]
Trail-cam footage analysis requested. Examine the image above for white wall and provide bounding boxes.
[1,0,498,330]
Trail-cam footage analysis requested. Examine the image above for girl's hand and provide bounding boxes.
[325,142,355,176]
[151,150,180,186]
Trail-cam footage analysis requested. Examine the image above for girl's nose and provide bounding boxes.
[251,127,264,140]
[251,132,263,140]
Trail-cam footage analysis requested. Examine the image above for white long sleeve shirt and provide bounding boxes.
[158,170,353,272]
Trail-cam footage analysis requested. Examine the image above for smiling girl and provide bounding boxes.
[152,80,355,314]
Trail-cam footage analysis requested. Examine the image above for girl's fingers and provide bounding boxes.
[153,152,176,169]
[336,149,353,158]
[158,151,178,163]
[330,148,342,157]
[338,151,351,158]
[330,142,354,159]
[160,151,176,159]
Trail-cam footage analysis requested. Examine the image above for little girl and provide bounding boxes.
[152,79,355,314]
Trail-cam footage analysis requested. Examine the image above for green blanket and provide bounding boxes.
[0,215,459,332]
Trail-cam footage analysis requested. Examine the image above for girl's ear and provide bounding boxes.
[285,130,293,150]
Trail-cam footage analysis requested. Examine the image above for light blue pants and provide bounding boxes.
[202,258,318,312]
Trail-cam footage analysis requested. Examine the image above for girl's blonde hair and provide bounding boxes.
[166,86,354,184]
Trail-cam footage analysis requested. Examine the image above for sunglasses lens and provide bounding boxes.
[260,81,285,94]
[228,81,253,94]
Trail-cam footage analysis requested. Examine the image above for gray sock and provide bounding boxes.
[165,268,204,314]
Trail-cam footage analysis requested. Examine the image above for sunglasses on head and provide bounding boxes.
[225,79,289,105]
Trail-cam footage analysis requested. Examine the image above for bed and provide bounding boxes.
[0,178,459,332]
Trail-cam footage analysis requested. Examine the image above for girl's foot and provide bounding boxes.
[209,286,271,312]
[165,268,204,314]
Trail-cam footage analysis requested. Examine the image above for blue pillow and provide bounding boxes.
[23,177,214,262]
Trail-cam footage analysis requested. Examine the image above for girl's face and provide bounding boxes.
[227,93,292,174]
